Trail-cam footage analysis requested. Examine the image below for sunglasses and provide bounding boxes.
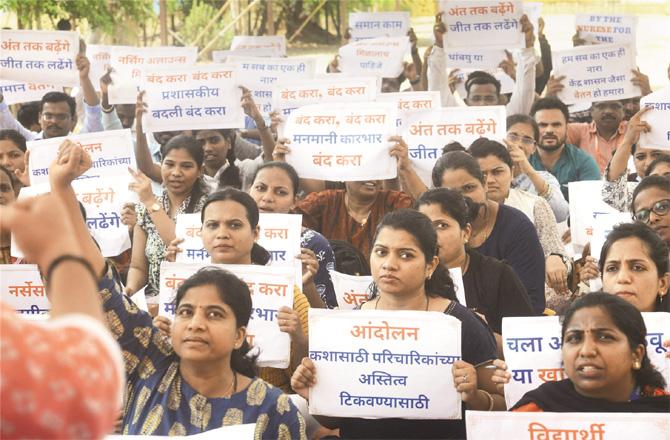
[633,198,670,223]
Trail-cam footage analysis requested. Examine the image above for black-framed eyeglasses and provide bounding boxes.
[633,198,670,223]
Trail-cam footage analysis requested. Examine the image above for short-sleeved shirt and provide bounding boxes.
[567,121,627,173]
[337,301,497,439]
[529,143,601,201]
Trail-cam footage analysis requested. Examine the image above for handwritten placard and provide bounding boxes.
[441,0,524,50]
[231,35,286,57]
[226,55,316,114]
[590,213,632,261]
[273,76,379,119]
[522,2,542,44]
[329,270,373,310]
[575,14,637,46]
[284,102,398,181]
[502,314,669,408]
[27,129,134,186]
[402,105,507,186]
[87,44,111,91]
[466,411,669,440]
[0,80,61,105]
[308,309,462,418]
[348,12,410,41]
[108,45,197,104]
[568,181,636,253]
[640,86,670,150]
[158,262,295,368]
[552,44,639,105]
[339,36,409,78]
[442,48,506,70]
[174,213,209,263]
[375,91,441,128]
[0,29,79,87]
[0,264,49,319]
[142,64,244,132]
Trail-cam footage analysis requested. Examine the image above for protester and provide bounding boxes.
[529,97,601,201]
[291,209,502,439]
[248,161,337,308]
[0,129,27,178]
[0,164,19,263]
[506,114,569,223]
[125,134,208,304]
[415,188,534,339]
[163,188,313,392]
[432,151,546,314]
[508,293,669,412]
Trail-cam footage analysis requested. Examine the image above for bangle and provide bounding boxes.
[409,78,420,85]
[45,254,98,286]
[101,104,115,113]
[479,389,495,411]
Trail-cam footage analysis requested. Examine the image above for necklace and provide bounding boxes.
[375,295,430,311]
[345,193,371,226]
[471,203,493,245]
[224,372,237,398]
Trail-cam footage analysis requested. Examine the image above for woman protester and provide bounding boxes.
[125,134,208,305]
[164,189,312,393]
[248,161,337,308]
[415,188,533,341]
[291,209,502,439]
[509,293,670,412]
[0,164,19,263]
[432,151,547,314]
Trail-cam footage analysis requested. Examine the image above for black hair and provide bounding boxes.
[599,223,670,312]
[468,137,513,169]
[201,188,270,265]
[0,129,27,153]
[530,96,570,125]
[175,267,257,377]
[506,114,540,142]
[251,161,300,197]
[465,71,501,96]
[561,292,666,390]
[205,129,242,190]
[0,164,20,197]
[646,154,670,177]
[40,91,76,118]
[162,134,207,214]
[442,141,466,155]
[329,239,371,276]
[369,209,456,300]
[414,188,471,229]
[631,175,670,214]
[431,150,485,188]
[17,102,40,130]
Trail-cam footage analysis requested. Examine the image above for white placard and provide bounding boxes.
[231,35,287,57]
[87,44,112,91]
[0,264,49,318]
[575,14,637,46]
[449,267,467,307]
[589,213,632,261]
[129,285,149,313]
[158,262,294,368]
[441,0,524,50]
[466,411,669,439]
[308,309,462,419]
[0,30,79,87]
[284,102,398,181]
[348,12,410,41]
[522,2,542,42]
[640,86,670,150]
[273,76,379,119]
[226,55,316,115]
[442,47,506,69]
[27,129,134,186]
[375,91,441,128]
[552,44,639,105]
[402,106,507,186]
[108,45,197,104]
[143,64,244,132]
[0,80,62,104]
[174,213,209,263]
[502,314,669,408]
[329,270,373,310]
[568,181,636,253]
[339,36,409,78]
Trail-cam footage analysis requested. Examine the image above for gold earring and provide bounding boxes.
[633,359,641,370]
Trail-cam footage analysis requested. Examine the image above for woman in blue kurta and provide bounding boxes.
[99,263,306,438]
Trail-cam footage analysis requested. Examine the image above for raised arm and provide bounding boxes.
[134,91,162,182]
[506,15,536,116]
[240,86,275,162]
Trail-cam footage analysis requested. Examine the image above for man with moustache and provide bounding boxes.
[529,97,601,201]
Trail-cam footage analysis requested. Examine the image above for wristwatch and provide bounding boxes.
[148,201,161,213]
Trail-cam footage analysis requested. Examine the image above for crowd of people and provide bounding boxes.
[1,9,670,440]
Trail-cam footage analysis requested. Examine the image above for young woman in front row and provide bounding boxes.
[291,209,503,439]
[47,141,306,438]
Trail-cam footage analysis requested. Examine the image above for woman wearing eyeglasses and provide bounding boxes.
[506,114,569,223]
